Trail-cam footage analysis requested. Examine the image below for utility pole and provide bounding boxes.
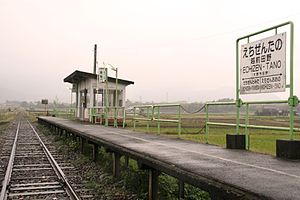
[93,44,97,74]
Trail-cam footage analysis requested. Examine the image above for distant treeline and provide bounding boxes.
[2,98,299,116]
[2,100,72,111]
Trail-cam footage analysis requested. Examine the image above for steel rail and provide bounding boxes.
[0,120,20,200]
[27,120,82,200]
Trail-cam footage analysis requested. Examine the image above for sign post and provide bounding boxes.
[228,22,299,155]
[41,99,48,116]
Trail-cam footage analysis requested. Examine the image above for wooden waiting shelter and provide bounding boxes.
[64,70,134,122]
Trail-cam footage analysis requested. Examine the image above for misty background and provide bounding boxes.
[1,0,300,104]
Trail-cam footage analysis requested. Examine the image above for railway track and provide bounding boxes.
[0,117,95,200]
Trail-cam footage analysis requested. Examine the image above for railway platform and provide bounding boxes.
[38,116,300,200]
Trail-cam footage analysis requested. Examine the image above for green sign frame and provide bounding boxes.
[236,21,298,140]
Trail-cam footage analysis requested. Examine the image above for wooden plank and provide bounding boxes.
[11,182,60,187]
[8,190,65,197]
[10,185,62,191]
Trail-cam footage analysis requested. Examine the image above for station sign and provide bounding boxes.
[240,33,286,94]
[98,67,107,82]
[41,99,48,105]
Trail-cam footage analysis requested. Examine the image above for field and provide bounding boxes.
[0,109,17,124]
[126,113,300,155]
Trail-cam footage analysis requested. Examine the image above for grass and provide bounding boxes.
[127,115,300,156]
[0,110,17,139]
[179,127,296,155]
[0,110,16,124]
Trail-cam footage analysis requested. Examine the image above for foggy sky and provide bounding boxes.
[1,0,300,103]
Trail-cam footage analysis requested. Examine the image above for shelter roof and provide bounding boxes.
[64,70,134,86]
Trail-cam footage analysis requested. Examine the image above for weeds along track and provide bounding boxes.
[0,117,96,200]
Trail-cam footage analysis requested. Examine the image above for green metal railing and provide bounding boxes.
[90,106,104,124]
[90,106,125,127]
[130,104,181,136]
[205,100,299,149]
[51,108,75,119]
[131,105,152,131]
[153,104,181,135]
[205,102,236,144]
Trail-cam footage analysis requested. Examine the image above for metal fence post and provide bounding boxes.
[205,104,209,143]
[133,107,136,130]
[245,103,250,150]
[105,73,109,127]
[114,107,118,128]
[147,107,150,132]
[105,107,108,127]
[289,22,295,140]
[100,107,103,125]
[178,105,181,136]
[236,38,240,135]
[123,108,126,128]
[157,107,160,135]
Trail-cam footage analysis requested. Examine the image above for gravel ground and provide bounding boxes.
[35,122,139,200]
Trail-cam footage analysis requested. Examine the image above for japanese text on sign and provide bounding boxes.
[240,33,286,94]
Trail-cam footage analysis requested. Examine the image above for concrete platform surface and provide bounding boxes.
[38,117,300,200]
